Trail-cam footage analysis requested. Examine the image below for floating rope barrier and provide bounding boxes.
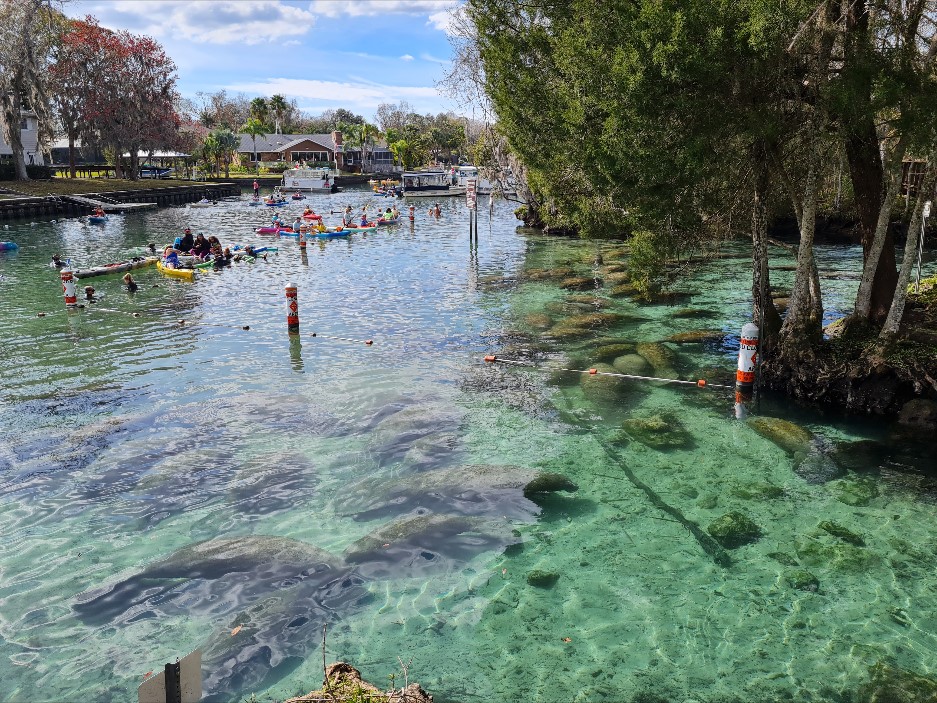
[482,355,733,390]
[307,332,374,345]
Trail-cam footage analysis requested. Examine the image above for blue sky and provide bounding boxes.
[68,1,462,121]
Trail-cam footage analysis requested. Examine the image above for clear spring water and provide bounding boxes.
[0,189,935,702]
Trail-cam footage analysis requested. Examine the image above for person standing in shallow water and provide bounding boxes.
[253,179,259,197]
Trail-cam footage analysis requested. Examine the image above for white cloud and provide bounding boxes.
[310,0,457,21]
[400,54,414,61]
[427,8,457,34]
[420,52,450,65]
[82,1,316,45]
[228,77,440,110]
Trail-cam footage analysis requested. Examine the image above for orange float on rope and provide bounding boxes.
[484,355,497,362]
[365,340,373,346]
[697,379,706,387]
[589,368,598,375]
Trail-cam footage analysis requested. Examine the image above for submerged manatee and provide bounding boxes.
[333,465,578,521]
[747,416,845,484]
[72,537,343,626]
[343,512,518,579]
[199,575,371,701]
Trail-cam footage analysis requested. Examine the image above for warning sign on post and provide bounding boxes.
[466,178,477,210]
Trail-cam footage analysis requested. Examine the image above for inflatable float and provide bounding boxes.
[88,215,108,224]
[0,241,18,251]
[75,256,158,280]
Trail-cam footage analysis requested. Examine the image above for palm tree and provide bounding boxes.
[360,122,380,173]
[211,127,239,178]
[241,118,267,174]
[201,132,220,178]
[249,97,269,127]
[269,94,288,135]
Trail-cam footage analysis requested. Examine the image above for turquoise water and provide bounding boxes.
[0,192,935,702]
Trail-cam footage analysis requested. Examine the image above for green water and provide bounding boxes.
[0,192,935,703]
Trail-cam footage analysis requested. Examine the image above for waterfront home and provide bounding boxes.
[0,111,48,167]
[236,131,395,173]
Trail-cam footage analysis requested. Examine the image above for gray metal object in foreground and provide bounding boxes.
[138,649,201,703]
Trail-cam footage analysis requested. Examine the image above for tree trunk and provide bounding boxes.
[752,152,782,350]
[68,129,77,179]
[881,154,937,336]
[845,121,899,323]
[129,149,140,181]
[854,136,908,319]
[779,156,823,353]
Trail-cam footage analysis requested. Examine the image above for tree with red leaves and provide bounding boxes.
[51,17,181,179]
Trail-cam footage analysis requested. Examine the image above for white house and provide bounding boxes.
[0,111,47,166]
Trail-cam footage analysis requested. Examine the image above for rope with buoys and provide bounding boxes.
[307,332,373,346]
[481,355,733,390]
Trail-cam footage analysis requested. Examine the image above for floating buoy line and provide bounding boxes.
[482,354,734,390]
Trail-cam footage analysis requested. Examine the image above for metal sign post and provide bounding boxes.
[466,178,478,242]
[915,200,931,293]
[138,649,201,703]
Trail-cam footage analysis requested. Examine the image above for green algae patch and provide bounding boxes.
[830,477,880,507]
[858,661,937,703]
[524,313,554,329]
[730,482,785,501]
[819,521,866,547]
[795,537,880,573]
[747,416,814,455]
[786,569,820,592]
[593,343,637,363]
[634,342,679,378]
[707,511,762,549]
[560,276,601,291]
[620,413,694,450]
[526,570,560,589]
[666,330,725,344]
[612,353,652,376]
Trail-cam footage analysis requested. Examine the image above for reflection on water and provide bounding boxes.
[0,192,936,702]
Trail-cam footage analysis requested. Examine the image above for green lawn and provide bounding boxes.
[0,179,230,197]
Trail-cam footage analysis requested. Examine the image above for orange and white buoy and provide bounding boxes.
[285,283,299,334]
[61,267,77,307]
[735,322,759,418]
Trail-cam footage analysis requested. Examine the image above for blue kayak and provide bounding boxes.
[88,215,108,224]
[0,241,18,251]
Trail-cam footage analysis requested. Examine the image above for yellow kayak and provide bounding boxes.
[156,260,196,280]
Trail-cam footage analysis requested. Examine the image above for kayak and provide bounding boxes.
[233,245,277,254]
[264,200,288,206]
[377,216,401,225]
[194,255,254,269]
[343,223,378,231]
[0,241,18,251]
[309,229,352,238]
[256,226,291,234]
[75,256,158,280]
[88,215,108,224]
[301,213,323,221]
[156,260,196,280]
[291,194,306,200]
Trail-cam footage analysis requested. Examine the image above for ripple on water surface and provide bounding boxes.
[0,193,936,702]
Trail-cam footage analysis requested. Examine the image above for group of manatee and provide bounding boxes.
[70,392,580,701]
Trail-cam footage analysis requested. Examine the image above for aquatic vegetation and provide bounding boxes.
[707,511,762,549]
[619,413,694,450]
